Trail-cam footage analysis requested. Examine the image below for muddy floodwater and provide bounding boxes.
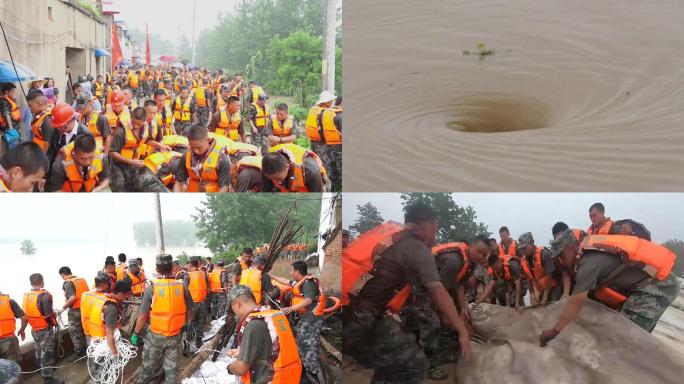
[343,0,684,191]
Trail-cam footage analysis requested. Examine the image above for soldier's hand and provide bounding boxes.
[160,144,172,152]
[18,330,25,341]
[282,307,293,315]
[132,160,145,168]
[539,328,559,347]
[226,348,239,358]
[459,333,471,361]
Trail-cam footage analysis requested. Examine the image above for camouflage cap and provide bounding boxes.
[258,93,269,100]
[227,284,254,304]
[0,359,21,384]
[95,271,111,285]
[253,255,267,265]
[156,254,173,266]
[549,229,579,258]
[128,259,139,268]
[75,91,93,110]
[517,232,534,249]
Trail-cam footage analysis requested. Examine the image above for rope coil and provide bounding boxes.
[86,333,137,384]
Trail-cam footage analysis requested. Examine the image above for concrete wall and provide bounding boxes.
[0,0,106,104]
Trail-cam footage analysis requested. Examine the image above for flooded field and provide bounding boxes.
[343,0,684,191]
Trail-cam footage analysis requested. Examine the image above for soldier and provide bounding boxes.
[22,273,63,384]
[540,229,679,346]
[475,252,523,308]
[184,257,208,352]
[0,358,21,384]
[239,256,276,307]
[119,259,147,297]
[226,285,302,384]
[273,260,326,383]
[587,202,615,235]
[232,247,254,286]
[343,203,471,383]
[208,260,228,319]
[133,255,194,384]
[247,94,271,154]
[57,267,88,362]
[0,292,28,363]
[497,226,517,257]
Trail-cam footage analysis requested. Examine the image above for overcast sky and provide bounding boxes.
[343,193,684,245]
[113,0,240,42]
[0,194,206,245]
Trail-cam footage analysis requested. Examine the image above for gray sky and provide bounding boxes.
[343,193,684,244]
[113,0,240,42]
[0,194,206,245]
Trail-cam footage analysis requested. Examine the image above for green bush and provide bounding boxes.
[290,105,308,122]
[295,135,311,149]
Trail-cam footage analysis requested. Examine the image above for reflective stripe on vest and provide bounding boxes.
[174,97,192,122]
[0,295,16,338]
[292,276,326,316]
[188,271,208,303]
[150,279,187,337]
[239,269,263,305]
[238,308,302,384]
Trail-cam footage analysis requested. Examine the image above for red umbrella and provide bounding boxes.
[159,54,177,62]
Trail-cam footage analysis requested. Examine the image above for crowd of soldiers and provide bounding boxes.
[0,64,342,193]
[0,247,332,384]
[342,202,680,382]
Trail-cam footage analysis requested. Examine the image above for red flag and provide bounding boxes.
[145,23,151,66]
[111,23,123,72]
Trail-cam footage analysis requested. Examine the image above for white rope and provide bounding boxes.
[86,333,138,384]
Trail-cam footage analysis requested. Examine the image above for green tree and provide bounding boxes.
[400,193,490,243]
[664,239,684,277]
[20,240,36,255]
[193,194,321,255]
[349,202,384,236]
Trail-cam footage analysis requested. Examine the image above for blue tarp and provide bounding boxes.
[0,60,37,82]
[94,48,110,58]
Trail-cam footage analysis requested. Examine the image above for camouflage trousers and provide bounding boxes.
[0,335,20,363]
[620,274,679,333]
[110,164,136,192]
[294,316,324,376]
[210,291,227,319]
[32,327,56,378]
[175,121,192,136]
[197,107,210,127]
[343,304,429,384]
[138,331,182,384]
[68,308,86,354]
[402,290,440,360]
[310,142,332,175]
[190,301,206,344]
[327,144,342,191]
[133,168,171,192]
[251,129,269,155]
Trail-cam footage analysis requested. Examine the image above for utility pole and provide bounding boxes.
[322,0,337,94]
[191,0,197,65]
[154,193,166,255]
[176,19,180,57]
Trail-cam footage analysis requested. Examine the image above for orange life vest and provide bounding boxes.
[209,267,224,293]
[498,240,517,258]
[173,97,192,122]
[94,82,104,98]
[104,105,131,129]
[240,269,263,305]
[587,219,614,235]
[185,143,223,192]
[80,291,105,336]
[304,106,325,142]
[127,270,146,296]
[88,295,119,338]
[188,271,208,303]
[342,221,413,313]
[155,106,174,135]
[238,308,302,384]
[31,110,51,152]
[85,112,105,148]
[64,277,89,309]
[150,279,187,337]
[292,276,326,316]
[145,151,182,186]
[238,258,249,271]
[487,254,515,281]
[234,155,262,191]
[271,279,292,302]
[431,242,470,283]
[116,264,127,281]
[249,86,264,103]
[129,72,139,89]
[194,87,207,107]
[251,103,269,129]
[60,142,105,192]
[0,294,17,339]
[216,109,241,140]
[22,290,54,331]
[223,139,259,157]
[120,125,151,160]
[271,116,294,138]
[231,85,240,98]
[268,144,328,193]
[0,96,21,126]
[321,108,341,145]
[581,235,675,309]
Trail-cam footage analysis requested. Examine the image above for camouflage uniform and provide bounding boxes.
[138,332,183,384]
[620,274,679,332]
[343,306,430,384]
[175,121,193,137]
[401,288,445,380]
[294,316,324,380]
[0,337,19,362]
[67,308,87,354]
[0,358,20,384]
[310,142,332,181]
[133,168,171,192]
[33,327,57,379]
[190,301,206,347]
[327,144,342,191]
[210,291,227,319]
[197,107,210,128]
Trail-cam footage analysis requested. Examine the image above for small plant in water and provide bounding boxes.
[463,42,502,64]
[20,240,36,255]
